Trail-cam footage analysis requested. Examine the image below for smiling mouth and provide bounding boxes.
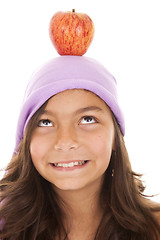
[52,160,88,168]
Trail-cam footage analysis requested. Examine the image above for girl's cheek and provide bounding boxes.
[91,132,114,153]
[30,136,47,159]
[30,140,39,160]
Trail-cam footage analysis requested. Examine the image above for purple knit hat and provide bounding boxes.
[15,56,125,152]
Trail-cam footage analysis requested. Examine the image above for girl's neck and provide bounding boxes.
[53,180,104,240]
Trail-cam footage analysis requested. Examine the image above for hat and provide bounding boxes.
[15,56,125,152]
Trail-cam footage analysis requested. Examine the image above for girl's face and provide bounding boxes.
[30,89,115,192]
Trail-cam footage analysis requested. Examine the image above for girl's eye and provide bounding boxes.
[80,116,97,125]
[38,119,53,127]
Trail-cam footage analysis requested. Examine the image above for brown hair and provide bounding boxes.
[0,100,160,240]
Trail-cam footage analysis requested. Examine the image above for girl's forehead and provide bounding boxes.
[46,89,107,107]
[43,89,111,116]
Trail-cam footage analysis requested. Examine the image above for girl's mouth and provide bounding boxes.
[52,160,88,168]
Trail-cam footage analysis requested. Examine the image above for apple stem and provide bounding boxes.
[72,9,75,13]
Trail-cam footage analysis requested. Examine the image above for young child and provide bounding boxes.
[0,56,160,240]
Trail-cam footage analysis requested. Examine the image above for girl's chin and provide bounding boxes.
[52,182,89,192]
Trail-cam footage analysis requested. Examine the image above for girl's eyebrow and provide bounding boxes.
[75,106,104,114]
[41,106,104,116]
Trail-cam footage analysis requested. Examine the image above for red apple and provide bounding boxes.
[49,9,95,56]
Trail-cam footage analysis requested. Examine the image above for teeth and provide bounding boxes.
[53,161,86,168]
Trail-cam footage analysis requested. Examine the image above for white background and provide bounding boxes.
[0,0,160,202]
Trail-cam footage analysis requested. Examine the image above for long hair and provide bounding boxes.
[0,100,160,240]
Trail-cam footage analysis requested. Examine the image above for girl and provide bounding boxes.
[0,56,160,240]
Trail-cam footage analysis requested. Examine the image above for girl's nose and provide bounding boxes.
[54,126,79,151]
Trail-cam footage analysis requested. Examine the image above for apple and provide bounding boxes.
[49,9,95,56]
